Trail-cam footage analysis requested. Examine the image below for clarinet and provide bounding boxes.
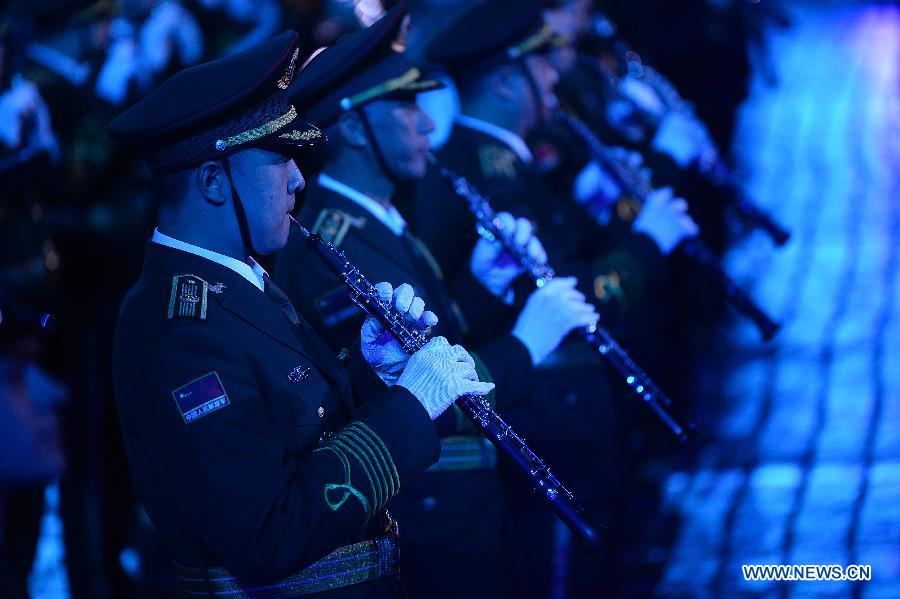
[427,157,693,445]
[288,215,605,552]
[695,155,791,246]
[556,110,781,341]
[578,32,792,246]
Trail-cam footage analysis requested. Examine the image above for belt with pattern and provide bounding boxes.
[175,525,399,597]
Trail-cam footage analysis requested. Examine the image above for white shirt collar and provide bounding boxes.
[151,228,268,292]
[455,114,533,164]
[318,172,407,237]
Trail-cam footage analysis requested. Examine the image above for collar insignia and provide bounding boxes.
[277,48,301,90]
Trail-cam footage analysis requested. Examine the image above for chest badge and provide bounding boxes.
[288,365,311,383]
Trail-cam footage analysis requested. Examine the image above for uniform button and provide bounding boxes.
[317,406,325,418]
[421,496,437,512]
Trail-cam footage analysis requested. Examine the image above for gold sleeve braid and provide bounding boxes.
[315,421,400,519]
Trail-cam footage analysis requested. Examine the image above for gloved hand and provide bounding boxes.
[470,212,547,301]
[651,111,714,168]
[573,160,621,211]
[607,76,665,144]
[361,282,438,386]
[607,147,653,191]
[574,149,652,222]
[138,1,204,77]
[618,75,666,120]
[397,336,495,420]
[95,18,140,106]
[0,76,60,159]
[632,187,700,255]
[512,277,600,366]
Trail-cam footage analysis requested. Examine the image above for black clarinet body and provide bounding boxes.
[577,41,791,246]
[430,158,693,445]
[697,156,791,246]
[556,111,781,341]
[288,215,605,552]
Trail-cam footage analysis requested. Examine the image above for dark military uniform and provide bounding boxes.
[274,9,537,596]
[412,114,624,599]
[276,180,534,599]
[550,29,734,402]
[406,3,642,596]
[109,30,442,597]
[114,241,438,594]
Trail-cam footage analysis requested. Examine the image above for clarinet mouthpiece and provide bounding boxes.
[288,214,312,239]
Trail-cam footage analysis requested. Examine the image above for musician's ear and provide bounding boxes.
[336,111,368,149]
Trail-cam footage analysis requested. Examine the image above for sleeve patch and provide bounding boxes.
[172,371,230,423]
[167,274,209,320]
[312,209,366,247]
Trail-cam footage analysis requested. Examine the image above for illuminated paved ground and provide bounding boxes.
[658,2,900,598]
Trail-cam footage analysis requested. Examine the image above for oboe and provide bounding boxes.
[288,215,605,552]
[556,110,781,341]
[427,157,693,445]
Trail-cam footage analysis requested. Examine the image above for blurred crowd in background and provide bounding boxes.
[0,0,790,597]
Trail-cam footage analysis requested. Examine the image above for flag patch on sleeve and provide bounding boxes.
[172,372,230,423]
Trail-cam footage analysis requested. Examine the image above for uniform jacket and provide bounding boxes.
[112,241,440,588]
[274,180,527,599]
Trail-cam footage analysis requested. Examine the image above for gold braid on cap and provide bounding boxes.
[507,23,564,60]
[277,48,301,90]
[147,93,314,171]
[215,105,298,151]
[339,68,438,111]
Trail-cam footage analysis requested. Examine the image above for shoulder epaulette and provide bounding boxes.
[167,274,209,321]
[312,209,366,247]
[478,144,518,179]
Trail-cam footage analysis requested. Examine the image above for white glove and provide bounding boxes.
[618,76,665,119]
[651,111,713,168]
[397,337,495,420]
[574,149,651,215]
[512,277,600,366]
[361,282,438,386]
[470,212,547,301]
[95,20,139,106]
[138,1,204,77]
[632,187,700,255]
[0,76,60,159]
[573,160,621,209]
